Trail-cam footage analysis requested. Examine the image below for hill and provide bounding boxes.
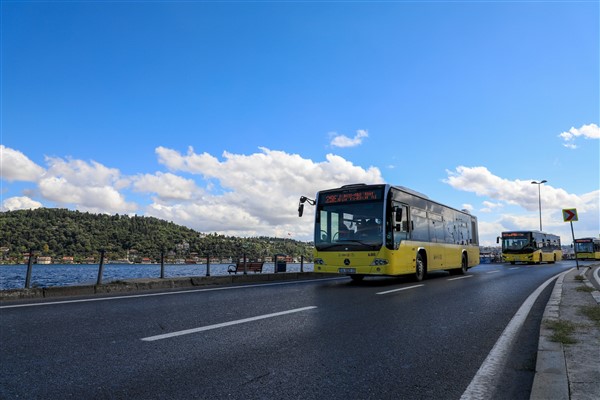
[0,208,313,263]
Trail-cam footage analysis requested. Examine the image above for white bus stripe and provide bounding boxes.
[141,306,317,342]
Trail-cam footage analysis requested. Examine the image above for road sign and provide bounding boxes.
[562,208,578,222]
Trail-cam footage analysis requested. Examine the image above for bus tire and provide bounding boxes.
[350,274,364,282]
[539,254,543,264]
[459,254,468,275]
[550,254,556,264]
[415,253,426,282]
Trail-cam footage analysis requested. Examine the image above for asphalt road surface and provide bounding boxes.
[0,261,574,399]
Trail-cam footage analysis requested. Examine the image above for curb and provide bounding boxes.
[530,268,570,400]
[530,264,600,400]
[0,272,334,302]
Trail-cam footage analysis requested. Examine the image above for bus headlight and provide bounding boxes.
[371,258,389,266]
[314,258,325,265]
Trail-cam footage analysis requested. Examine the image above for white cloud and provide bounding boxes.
[480,200,504,213]
[329,129,369,148]
[462,203,474,212]
[151,146,384,239]
[0,145,45,182]
[558,123,599,149]
[2,196,43,211]
[131,172,202,201]
[445,166,583,212]
[446,166,599,246]
[38,157,137,214]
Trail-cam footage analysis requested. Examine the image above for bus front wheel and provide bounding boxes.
[415,253,426,282]
[350,274,364,282]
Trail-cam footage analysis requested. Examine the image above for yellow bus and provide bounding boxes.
[497,231,562,264]
[574,237,600,260]
[298,183,480,281]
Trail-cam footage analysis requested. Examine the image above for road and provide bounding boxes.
[0,261,574,399]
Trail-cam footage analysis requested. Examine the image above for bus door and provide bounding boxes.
[391,202,409,249]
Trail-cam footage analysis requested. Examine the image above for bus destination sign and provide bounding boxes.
[321,189,382,204]
[502,232,527,238]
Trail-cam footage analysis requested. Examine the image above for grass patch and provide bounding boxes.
[576,286,595,293]
[546,320,578,344]
[574,275,585,281]
[579,305,600,328]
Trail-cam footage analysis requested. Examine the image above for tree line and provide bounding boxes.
[0,208,314,263]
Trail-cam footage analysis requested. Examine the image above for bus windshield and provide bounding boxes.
[502,234,531,252]
[315,201,383,251]
[575,241,593,253]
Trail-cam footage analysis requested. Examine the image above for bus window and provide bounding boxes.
[411,208,429,242]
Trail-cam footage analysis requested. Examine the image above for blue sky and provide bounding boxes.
[1,0,598,246]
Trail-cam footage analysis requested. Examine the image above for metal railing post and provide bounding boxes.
[206,253,211,277]
[160,250,165,279]
[97,249,105,285]
[25,250,34,289]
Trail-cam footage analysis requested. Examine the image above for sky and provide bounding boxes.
[1,0,599,247]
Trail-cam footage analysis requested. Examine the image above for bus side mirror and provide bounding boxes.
[496,237,500,244]
[297,196,315,217]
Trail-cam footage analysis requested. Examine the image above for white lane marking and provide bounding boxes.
[376,284,424,295]
[486,270,501,274]
[460,270,569,400]
[448,275,473,281]
[0,278,343,309]
[141,306,317,342]
[509,267,519,270]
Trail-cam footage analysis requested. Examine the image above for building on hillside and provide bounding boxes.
[37,256,52,264]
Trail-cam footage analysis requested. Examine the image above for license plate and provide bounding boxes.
[338,268,356,274]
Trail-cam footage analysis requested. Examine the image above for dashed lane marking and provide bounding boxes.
[141,306,317,341]
[376,284,424,295]
[448,275,474,281]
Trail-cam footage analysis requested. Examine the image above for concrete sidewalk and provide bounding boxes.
[531,264,600,400]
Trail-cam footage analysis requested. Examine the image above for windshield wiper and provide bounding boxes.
[316,240,380,250]
[336,239,377,246]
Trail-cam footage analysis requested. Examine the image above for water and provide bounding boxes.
[0,263,314,291]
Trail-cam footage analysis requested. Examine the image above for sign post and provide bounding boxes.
[562,208,579,270]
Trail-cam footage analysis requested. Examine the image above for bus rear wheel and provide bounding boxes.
[415,253,426,282]
[449,254,468,275]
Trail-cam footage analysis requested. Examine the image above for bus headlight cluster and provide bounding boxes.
[314,258,325,265]
[370,258,389,266]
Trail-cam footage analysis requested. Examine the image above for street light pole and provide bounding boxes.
[531,180,547,231]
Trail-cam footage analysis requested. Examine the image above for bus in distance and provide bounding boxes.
[298,183,480,281]
[574,237,600,260]
[497,231,562,264]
